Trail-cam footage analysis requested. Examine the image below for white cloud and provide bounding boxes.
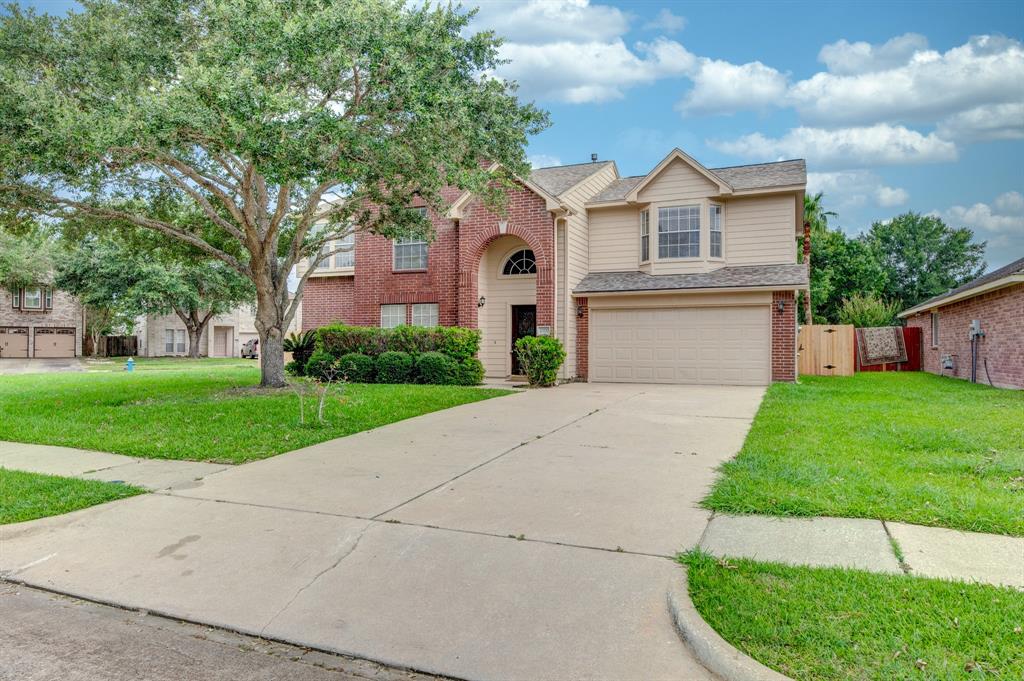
[677,59,787,116]
[529,154,561,168]
[994,191,1024,215]
[498,37,694,103]
[789,35,1024,126]
[469,0,628,45]
[817,33,929,75]
[936,103,1024,143]
[644,8,686,33]
[807,170,909,210]
[714,124,957,169]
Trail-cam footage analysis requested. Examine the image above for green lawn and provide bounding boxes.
[681,551,1024,681]
[84,356,257,372]
[704,373,1024,536]
[0,469,144,524]
[0,362,509,463]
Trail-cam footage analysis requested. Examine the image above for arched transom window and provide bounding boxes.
[502,249,537,275]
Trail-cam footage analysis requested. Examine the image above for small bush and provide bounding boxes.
[282,330,317,372]
[376,351,413,383]
[838,293,901,328]
[284,359,303,377]
[317,324,387,357]
[304,348,337,382]
[454,358,485,386]
[514,336,566,387]
[437,327,481,361]
[415,351,456,384]
[338,353,375,383]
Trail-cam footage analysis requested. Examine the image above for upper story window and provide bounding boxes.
[639,210,650,263]
[501,249,537,275]
[709,204,723,259]
[315,232,356,270]
[393,207,429,271]
[658,205,700,259]
[11,286,50,311]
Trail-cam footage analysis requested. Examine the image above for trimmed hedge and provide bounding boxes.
[317,324,480,361]
[415,351,456,384]
[304,348,337,382]
[454,358,485,386]
[514,336,566,387]
[338,353,375,383]
[376,351,414,383]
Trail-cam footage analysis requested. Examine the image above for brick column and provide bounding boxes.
[575,297,589,380]
[772,290,797,381]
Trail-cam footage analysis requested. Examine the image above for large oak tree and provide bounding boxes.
[0,0,548,385]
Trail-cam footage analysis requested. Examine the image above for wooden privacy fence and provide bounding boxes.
[85,335,138,357]
[798,324,855,376]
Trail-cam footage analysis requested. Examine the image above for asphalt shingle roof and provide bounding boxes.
[587,159,807,203]
[573,264,809,294]
[528,161,614,197]
[902,256,1024,313]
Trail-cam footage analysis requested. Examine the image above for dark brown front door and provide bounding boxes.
[510,305,537,375]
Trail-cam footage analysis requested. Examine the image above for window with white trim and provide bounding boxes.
[658,205,700,259]
[411,303,439,327]
[11,288,19,308]
[393,237,428,271]
[930,312,939,347]
[44,287,53,309]
[380,304,405,329]
[164,328,185,353]
[709,203,723,258]
[501,249,536,275]
[334,232,355,268]
[175,329,185,353]
[21,286,42,310]
[640,210,650,262]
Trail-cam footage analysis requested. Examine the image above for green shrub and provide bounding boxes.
[337,353,375,383]
[838,293,902,328]
[282,330,317,371]
[376,351,413,383]
[437,327,481,361]
[415,351,456,384]
[514,336,566,387]
[304,348,337,382]
[284,359,303,376]
[316,324,387,357]
[454,358,485,386]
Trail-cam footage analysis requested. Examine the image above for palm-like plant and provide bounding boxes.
[283,330,317,368]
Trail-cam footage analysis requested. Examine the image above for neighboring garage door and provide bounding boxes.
[34,327,76,358]
[0,326,29,358]
[590,306,771,385]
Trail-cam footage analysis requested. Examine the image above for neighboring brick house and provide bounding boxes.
[900,257,1023,389]
[0,284,84,358]
[299,148,808,385]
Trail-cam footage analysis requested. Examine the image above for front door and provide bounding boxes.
[510,304,536,375]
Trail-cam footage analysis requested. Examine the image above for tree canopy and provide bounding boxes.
[0,228,52,290]
[0,0,548,384]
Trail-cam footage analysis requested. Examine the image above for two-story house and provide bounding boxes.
[134,303,302,357]
[299,148,808,385]
[1,284,84,358]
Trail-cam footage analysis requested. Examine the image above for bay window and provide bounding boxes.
[658,205,700,259]
[709,203,723,258]
[21,286,42,309]
[640,210,650,262]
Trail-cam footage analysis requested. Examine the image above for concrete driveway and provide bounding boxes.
[0,357,83,374]
[0,383,764,681]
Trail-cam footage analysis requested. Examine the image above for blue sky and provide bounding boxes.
[20,0,1024,268]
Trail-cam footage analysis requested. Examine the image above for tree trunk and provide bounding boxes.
[253,284,288,388]
[259,328,285,387]
[187,327,202,358]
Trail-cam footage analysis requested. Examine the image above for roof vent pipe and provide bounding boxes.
[591,153,598,163]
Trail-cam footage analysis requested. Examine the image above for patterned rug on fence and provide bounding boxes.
[856,326,908,366]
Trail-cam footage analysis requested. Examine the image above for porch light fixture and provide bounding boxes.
[478,296,486,308]
[576,305,585,318]
[777,299,786,314]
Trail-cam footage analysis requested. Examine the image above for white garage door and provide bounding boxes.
[590,306,771,385]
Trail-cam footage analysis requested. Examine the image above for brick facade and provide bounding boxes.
[301,182,555,333]
[771,290,797,381]
[0,287,84,357]
[904,283,1023,389]
[574,297,588,380]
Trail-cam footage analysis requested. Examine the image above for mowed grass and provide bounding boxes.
[84,356,257,372]
[0,362,509,463]
[681,551,1024,681]
[704,373,1024,536]
[0,469,144,524]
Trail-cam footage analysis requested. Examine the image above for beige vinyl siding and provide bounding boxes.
[477,235,536,377]
[588,206,639,272]
[558,162,619,379]
[636,158,718,203]
[723,195,797,266]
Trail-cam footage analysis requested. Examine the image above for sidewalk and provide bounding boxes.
[699,513,1024,588]
[0,441,229,491]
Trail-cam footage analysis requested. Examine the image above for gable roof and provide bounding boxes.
[898,256,1024,318]
[529,160,614,196]
[624,148,732,202]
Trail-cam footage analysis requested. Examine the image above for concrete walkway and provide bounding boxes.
[0,441,230,491]
[0,383,766,681]
[0,357,84,374]
[699,513,1024,589]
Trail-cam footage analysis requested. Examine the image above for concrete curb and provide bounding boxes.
[667,570,794,681]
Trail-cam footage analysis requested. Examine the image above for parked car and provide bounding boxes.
[240,338,259,359]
